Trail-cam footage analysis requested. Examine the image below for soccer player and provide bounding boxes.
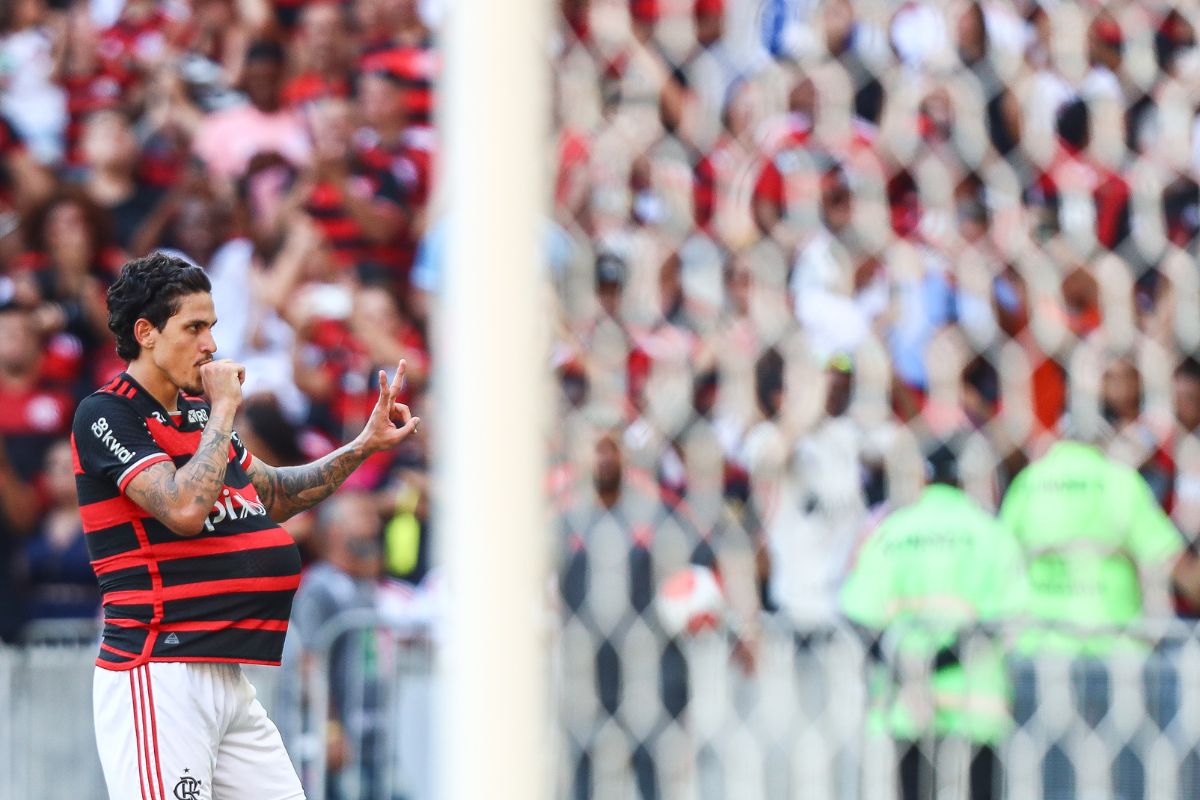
[73,252,419,800]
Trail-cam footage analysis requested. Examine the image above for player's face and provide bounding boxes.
[150,292,218,395]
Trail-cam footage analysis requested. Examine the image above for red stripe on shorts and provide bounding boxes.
[143,666,167,799]
[134,667,159,800]
[129,671,150,800]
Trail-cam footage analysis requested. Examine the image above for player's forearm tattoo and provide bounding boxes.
[178,422,234,509]
[125,422,231,534]
[249,442,369,521]
[126,461,183,523]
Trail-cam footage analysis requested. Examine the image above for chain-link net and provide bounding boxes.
[548,1,1200,798]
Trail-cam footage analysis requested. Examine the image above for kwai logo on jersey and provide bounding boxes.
[204,486,268,531]
[89,417,135,464]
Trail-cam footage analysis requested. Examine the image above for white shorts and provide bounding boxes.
[93,662,305,800]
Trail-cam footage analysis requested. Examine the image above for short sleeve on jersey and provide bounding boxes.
[72,393,172,493]
[230,429,254,471]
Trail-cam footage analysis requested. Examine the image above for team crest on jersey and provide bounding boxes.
[188,408,209,425]
[204,486,268,532]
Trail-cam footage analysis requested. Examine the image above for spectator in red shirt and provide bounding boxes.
[356,0,437,130]
[1026,98,1131,250]
[54,3,122,169]
[0,304,75,485]
[282,2,353,108]
[94,0,189,102]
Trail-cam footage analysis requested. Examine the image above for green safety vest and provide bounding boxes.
[842,484,1027,743]
[1000,441,1183,655]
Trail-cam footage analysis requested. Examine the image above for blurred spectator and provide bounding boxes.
[294,281,424,459]
[207,200,313,421]
[0,303,77,482]
[291,490,386,800]
[787,166,882,361]
[1026,98,1131,250]
[356,0,436,130]
[0,303,50,641]
[382,468,431,584]
[193,39,311,184]
[79,109,167,251]
[692,79,760,249]
[756,354,879,624]
[1000,420,1200,800]
[843,444,1026,800]
[1100,357,1173,505]
[0,0,67,163]
[355,70,434,245]
[0,113,54,219]
[1003,427,1193,653]
[18,188,124,390]
[302,97,409,278]
[237,393,323,552]
[1174,358,1200,437]
[20,438,98,622]
[283,2,353,107]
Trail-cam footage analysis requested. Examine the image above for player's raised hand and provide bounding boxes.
[200,359,245,411]
[358,359,420,453]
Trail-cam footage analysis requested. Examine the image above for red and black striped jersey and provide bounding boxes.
[357,37,437,127]
[71,373,302,671]
[303,157,408,272]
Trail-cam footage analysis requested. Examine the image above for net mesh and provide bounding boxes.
[547,1,1200,798]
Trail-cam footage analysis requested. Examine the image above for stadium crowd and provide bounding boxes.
[0,0,1199,637]
[2,0,1200,795]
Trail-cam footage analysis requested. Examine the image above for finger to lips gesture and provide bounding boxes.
[364,359,420,451]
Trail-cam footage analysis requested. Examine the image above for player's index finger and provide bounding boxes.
[390,359,407,392]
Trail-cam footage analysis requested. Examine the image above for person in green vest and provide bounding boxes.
[1000,436,1186,655]
[998,421,1200,800]
[842,444,1027,800]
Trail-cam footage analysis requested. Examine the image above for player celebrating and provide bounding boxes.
[72,252,419,800]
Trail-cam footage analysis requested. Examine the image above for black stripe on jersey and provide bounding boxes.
[104,603,154,624]
[162,590,296,623]
[84,522,140,560]
[101,625,149,657]
[142,516,179,545]
[150,628,286,662]
[96,565,152,594]
[76,476,122,506]
[98,648,135,665]
[157,545,303,588]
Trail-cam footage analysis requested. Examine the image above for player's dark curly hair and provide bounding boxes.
[107,252,212,362]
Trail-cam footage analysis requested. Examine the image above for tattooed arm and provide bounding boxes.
[249,360,421,522]
[123,360,245,537]
[124,405,236,536]
[248,441,368,521]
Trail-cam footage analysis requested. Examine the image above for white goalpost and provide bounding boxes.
[438,0,550,798]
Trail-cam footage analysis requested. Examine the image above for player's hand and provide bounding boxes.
[199,358,245,411]
[358,359,420,454]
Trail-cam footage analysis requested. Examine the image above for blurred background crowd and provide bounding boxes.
[0,0,437,642]
[3,0,1200,795]
[3,0,1200,643]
